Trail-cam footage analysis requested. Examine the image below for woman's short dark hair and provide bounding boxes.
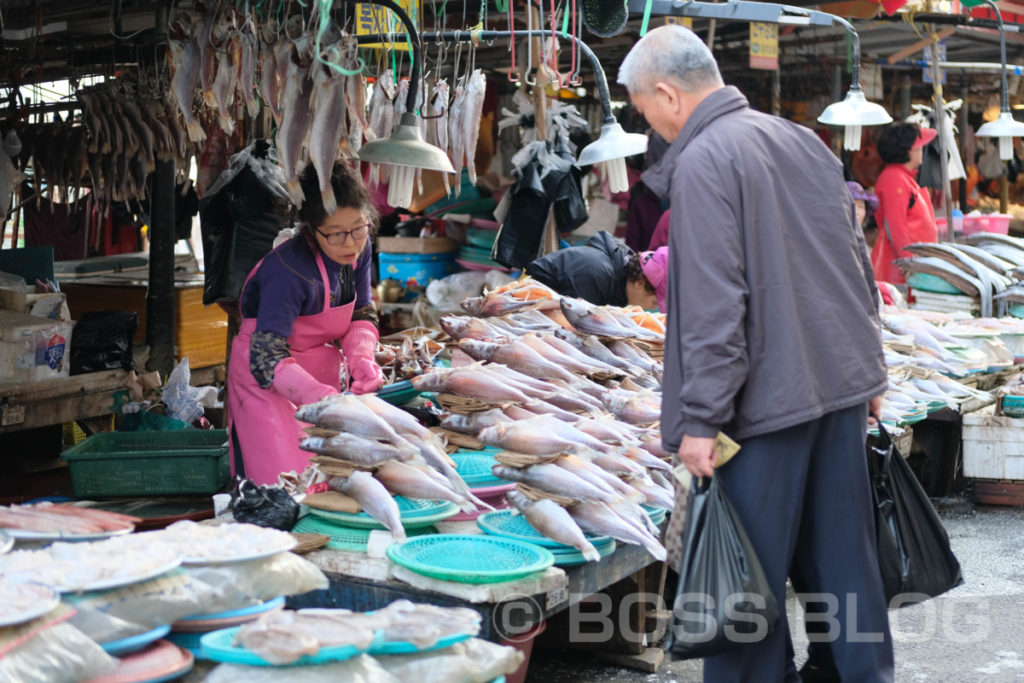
[875,122,921,165]
[297,162,379,233]
[624,253,655,294]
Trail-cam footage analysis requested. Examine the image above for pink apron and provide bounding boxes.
[227,244,354,485]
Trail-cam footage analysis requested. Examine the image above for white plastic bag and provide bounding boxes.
[183,551,328,614]
[161,357,204,424]
[64,571,221,643]
[376,638,525,683]
[0,621,116,683]
[426,271,490,312]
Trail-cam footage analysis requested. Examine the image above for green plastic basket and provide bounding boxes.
[907,272,967,295]
[308,498,459,530]
[450,449,507,487]
[476,510,613,548]
[61,430,230,497]
[386,534,554,584]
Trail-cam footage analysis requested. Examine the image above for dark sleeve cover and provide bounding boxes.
[249,330,291,389]
[670,155,750,439]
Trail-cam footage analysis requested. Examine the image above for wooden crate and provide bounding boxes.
[61,281,228,369]
[962,405,1024,480]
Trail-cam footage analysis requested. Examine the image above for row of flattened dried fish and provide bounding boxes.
[15,83,194,210]
[166,8,489,210]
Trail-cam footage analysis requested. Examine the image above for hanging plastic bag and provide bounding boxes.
[69,310,137,375]
[869,422,964,606]
[161,357,204,425]
[668,476,780,660]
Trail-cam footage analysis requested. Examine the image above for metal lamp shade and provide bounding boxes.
[817,88,892,128]
[358,112,455,173]
[976,112,1024,160]
[578,121,649,166]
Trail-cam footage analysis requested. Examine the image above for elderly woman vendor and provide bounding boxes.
[227,162,384,484]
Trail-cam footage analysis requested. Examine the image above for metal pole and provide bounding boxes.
[146,4,176,375]
[772,66,781,117]
[900,75,912,119]
[927,27,954,242]
[960,82,970,212]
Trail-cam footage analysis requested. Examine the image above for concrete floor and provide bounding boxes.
[526,505,1024,683]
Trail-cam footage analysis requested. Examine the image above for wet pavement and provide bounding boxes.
[526,505,1024,682]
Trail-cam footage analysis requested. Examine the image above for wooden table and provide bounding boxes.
[0,369,128,435]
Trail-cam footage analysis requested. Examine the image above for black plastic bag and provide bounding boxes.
[229,478,300,531]
[492,161,551,268]
[69,310,137,375]
[668,476,780,660]
[869,423,964,606]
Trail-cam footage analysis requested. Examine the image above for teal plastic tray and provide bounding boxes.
[293,515,437,551]
[642,504,667,526]
[476,510,613,549]
[377,380,421,406]
[308,498,459,530]
[907,272,967,295]
[551,539,617,567]
[101,624,171,656]
[450,449,507,487]
[369,630,474,655]
[178,597,286,623]
[387,534,554,584]
[200,626,372,666]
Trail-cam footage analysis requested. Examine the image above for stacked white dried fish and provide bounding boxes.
[295,393,491,539]
[414,286,673,562]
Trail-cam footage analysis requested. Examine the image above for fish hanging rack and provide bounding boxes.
[353,29,617,125]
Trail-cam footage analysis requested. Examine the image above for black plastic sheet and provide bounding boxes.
[668,476,780,660]
[230,478,300,531]
[870,423,964,606]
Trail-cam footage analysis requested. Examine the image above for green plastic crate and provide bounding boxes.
[62,430,230,497]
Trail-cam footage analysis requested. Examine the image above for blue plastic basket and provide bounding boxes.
[166,630,205,657]
[551,539,618,567]
[476,510,613,549]
[376,380,421,406]
[387,534,554,584]
[450,448,507,488]
[641,504,667,526]
[100,624,171,656]
[293,515,437,551]
[378,251,460,286]
[199,626,373,666]
[178,597,286,623]
[308,498,459,530]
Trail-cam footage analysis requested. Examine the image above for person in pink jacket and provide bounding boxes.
[227,163,385,484]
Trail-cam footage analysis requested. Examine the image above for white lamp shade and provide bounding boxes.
[817,88,893,127]
[359,112,455,173]
[976,112,1024,139]
[578,121,649,166]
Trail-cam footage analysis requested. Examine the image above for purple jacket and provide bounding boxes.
[642,87,885,448]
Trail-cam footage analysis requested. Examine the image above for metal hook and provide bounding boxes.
[524,0,537,86]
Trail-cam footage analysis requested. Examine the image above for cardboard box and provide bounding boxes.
[377,237,460,254]
[0,287,70,321]
[0,310,74,382]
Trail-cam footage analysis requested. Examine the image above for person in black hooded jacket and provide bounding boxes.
[524,230,661,310]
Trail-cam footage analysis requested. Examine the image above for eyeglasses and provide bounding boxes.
[315,223,370,246]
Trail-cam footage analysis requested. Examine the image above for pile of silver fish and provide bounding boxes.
[166,8,486,208]
[16,81,193,212]
[419,295,673,562]
[295,393,489,539]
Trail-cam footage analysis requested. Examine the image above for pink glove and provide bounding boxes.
[341,320,385,395]
[272,358,338,406]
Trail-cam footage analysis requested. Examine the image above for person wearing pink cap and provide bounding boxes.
[524,230,668,311]
[871,122,939,284]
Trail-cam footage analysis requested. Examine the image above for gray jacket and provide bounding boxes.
[643,86,886,449]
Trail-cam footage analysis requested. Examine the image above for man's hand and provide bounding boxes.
[679,435,716,478]
[868,395,883,423]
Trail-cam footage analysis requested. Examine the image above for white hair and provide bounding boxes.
[617,25,723,95]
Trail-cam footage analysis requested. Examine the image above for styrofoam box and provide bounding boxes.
[962,408,1024,480]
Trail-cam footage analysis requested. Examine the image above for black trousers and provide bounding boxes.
[702,404,893,683]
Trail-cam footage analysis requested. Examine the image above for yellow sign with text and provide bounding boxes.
[355,1,420,50]
[749,22,779,71]
[665,16,693,28]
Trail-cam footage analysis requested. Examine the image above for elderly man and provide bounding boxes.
[618,25,893,683]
